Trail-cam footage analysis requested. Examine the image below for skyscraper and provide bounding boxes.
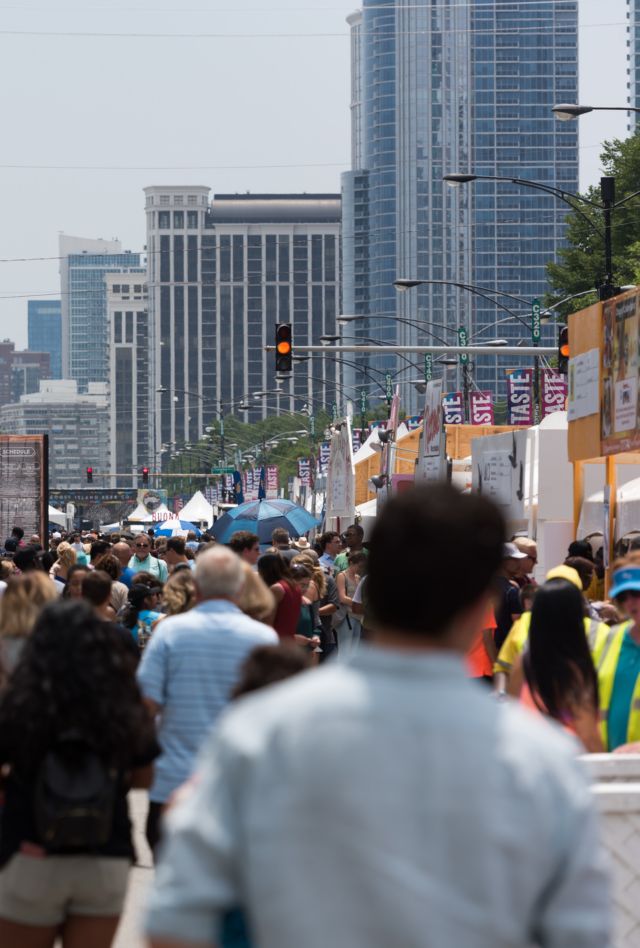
[630,0,640,130]
[145,186,341,463]
[28,300,62,379]
[59,235,144,392]
[342,0,578,407]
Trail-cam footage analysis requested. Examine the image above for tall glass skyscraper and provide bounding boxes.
[28,299,62,379]
[342,0,579,408]
[630,0,640,131]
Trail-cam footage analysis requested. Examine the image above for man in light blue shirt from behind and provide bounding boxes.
[146,486,611,948]
[137,545,277,855]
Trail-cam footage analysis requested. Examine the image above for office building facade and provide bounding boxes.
[0,341,50,408]
[28,300,62,379]
[59,235,144,392]
[630,0,640,131]
[342,0,578,407]
[106,275,151,486]
[0,381,109,489]
[145,186,341,461]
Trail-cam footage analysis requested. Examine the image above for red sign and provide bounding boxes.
[469,391,494,426]
[541,369,567,418]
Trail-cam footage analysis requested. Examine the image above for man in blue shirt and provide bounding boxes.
[137,545,277,855]
[317,531,342,574]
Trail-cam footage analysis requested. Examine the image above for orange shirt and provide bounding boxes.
[466,608,497,678]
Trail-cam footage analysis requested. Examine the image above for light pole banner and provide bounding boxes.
[297,458,312,487]
[266,465,279,498]
[422,380,443,457]
[541,369,568,418]
[469,391,494,426]
[506,369,534,426]
[352,429,363,454]
[318,442,331,474]
[442,392,464,425]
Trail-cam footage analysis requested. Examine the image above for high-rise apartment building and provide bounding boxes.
[0,381,109,489]
[630,0,640,130]
[106,275,151,486]
[0,341,50,407]
[59,235,144,392]
[145,186,341,461]
[28,300,62,379]
[342,0,578,406]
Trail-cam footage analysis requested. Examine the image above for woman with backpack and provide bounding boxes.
[0,599,159,947]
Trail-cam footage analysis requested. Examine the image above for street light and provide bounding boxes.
[443,171,640,302]
[552,103,640,121]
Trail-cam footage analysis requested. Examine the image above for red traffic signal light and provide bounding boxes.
[142,467,150,486]
[86,467,93,483]
[558,325,569,374]
[275,323,292,372]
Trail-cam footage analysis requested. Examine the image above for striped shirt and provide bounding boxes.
[137,599,277,802]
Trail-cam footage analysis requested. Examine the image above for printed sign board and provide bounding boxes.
[601,292,640,454]
[0,435,48,542]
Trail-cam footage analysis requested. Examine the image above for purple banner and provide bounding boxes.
[506,369,534,426]
[541,369,567,419]
[318,442,331,474]
[297,458,311,487]
[442,392,465,425]
[469,391,494,426]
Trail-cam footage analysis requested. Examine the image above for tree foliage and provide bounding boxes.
[546,133,640,317]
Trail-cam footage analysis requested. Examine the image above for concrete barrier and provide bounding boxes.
[582,754,640,947]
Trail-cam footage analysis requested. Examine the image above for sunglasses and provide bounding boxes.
[135,544,150,550]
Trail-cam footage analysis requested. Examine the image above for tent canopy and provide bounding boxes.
[180,490,214,528]
[579,476,640,540]
[48,505,66,527]
[126,503,171,523]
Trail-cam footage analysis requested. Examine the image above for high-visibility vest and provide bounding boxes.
[494,614,603,676]
[592,621,640,749]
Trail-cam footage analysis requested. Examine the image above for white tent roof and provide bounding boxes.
[48,505,66,527]
[180,490,214,527]
[126,503,171,523]
[579,477,640,540]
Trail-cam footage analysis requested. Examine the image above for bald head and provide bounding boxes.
[112,541,133,569]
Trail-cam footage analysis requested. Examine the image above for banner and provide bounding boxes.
[318,442,331,474]
[266,465,279,499]
[442,392,464,425]
[422,380,443,458]
[602,291,640,454]
[297,458,312,487]
[352,429,363,454]
[541,369,568,419]
[469,391,494,426]
[232,470,244,505]
[506,369,534,426]
[257,466,266,500]
[405,415,422,431]
[203,485,217,505]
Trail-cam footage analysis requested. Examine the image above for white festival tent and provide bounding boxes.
[579,477,640,542]
[48,505,66,527]
[179,490,214,528]
[126,503,171,523]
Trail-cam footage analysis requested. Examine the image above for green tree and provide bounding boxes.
[546,133,640,317]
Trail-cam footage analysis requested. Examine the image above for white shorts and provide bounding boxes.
[0,853,130,926]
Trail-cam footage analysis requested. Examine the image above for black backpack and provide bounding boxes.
[34,731,118,851]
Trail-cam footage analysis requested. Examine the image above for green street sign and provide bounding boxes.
[331,402,338,422]
[424,353,433,382]
[360,389,367,413]
[211,466,235,475]
[458,327,469,365]
[531,298,541,345]
[310,414,315,437]
[385,373,393,400]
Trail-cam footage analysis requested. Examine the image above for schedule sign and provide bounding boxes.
[0,435,48,543]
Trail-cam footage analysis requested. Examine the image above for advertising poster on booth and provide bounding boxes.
[602,291,640,455]
[506,368,534,425]
[442,391,464,425]
[541,369,568,419]
[469,391,494,426]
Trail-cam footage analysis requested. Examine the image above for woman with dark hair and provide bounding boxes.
[62,564,90,600]
[0,599,159,947]
[514,578,602,752]
[257,553,302,640]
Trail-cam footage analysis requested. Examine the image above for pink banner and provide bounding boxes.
[541,369,567,418]
[266,465,279,494]
[469,391,494,426]
[442,392,465,425]
[297,458,311,487]
[506,369,534,426]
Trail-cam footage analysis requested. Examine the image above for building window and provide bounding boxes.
[158,211,170,229]
[173,211,184,229]
[188,195,198,205]
[174,195,183,205]
[125,312,134,344]
[112,284,121,294]
[160,195,170,206]
[187,210,198,229]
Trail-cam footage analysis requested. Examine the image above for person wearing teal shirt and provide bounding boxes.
[607,629,640,749]
[128,535,168,583]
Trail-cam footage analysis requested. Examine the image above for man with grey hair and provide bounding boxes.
[137,546,278,855]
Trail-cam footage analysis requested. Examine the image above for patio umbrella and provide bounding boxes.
[153,518,202,538]
[211,499,320,545]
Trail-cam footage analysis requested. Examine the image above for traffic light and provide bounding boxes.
[142,466,149,486]
[86,466,93,484]
[275,323,292,372]
[558,325,569,374]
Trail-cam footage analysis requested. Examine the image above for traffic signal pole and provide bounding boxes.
[267,344,555,356]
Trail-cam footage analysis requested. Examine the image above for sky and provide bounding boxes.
[0,0,631,348]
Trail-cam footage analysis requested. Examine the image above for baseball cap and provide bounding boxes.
[545,564,582,590]
[503,542,527,560]
[609,566,640,600]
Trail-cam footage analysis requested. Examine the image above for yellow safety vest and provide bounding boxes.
[494,614,604,676]
[592,621,640,749]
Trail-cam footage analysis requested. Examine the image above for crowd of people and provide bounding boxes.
[0,500,636,944]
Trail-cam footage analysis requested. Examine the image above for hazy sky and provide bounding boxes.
[0,0,630,347]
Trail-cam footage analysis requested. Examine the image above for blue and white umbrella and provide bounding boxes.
[153,518,202,538]
[211,499,319,545]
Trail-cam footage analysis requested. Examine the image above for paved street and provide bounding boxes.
[114,791,153,948]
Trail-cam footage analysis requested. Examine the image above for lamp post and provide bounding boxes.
[552,104,640,121]
[443,172,640,302]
